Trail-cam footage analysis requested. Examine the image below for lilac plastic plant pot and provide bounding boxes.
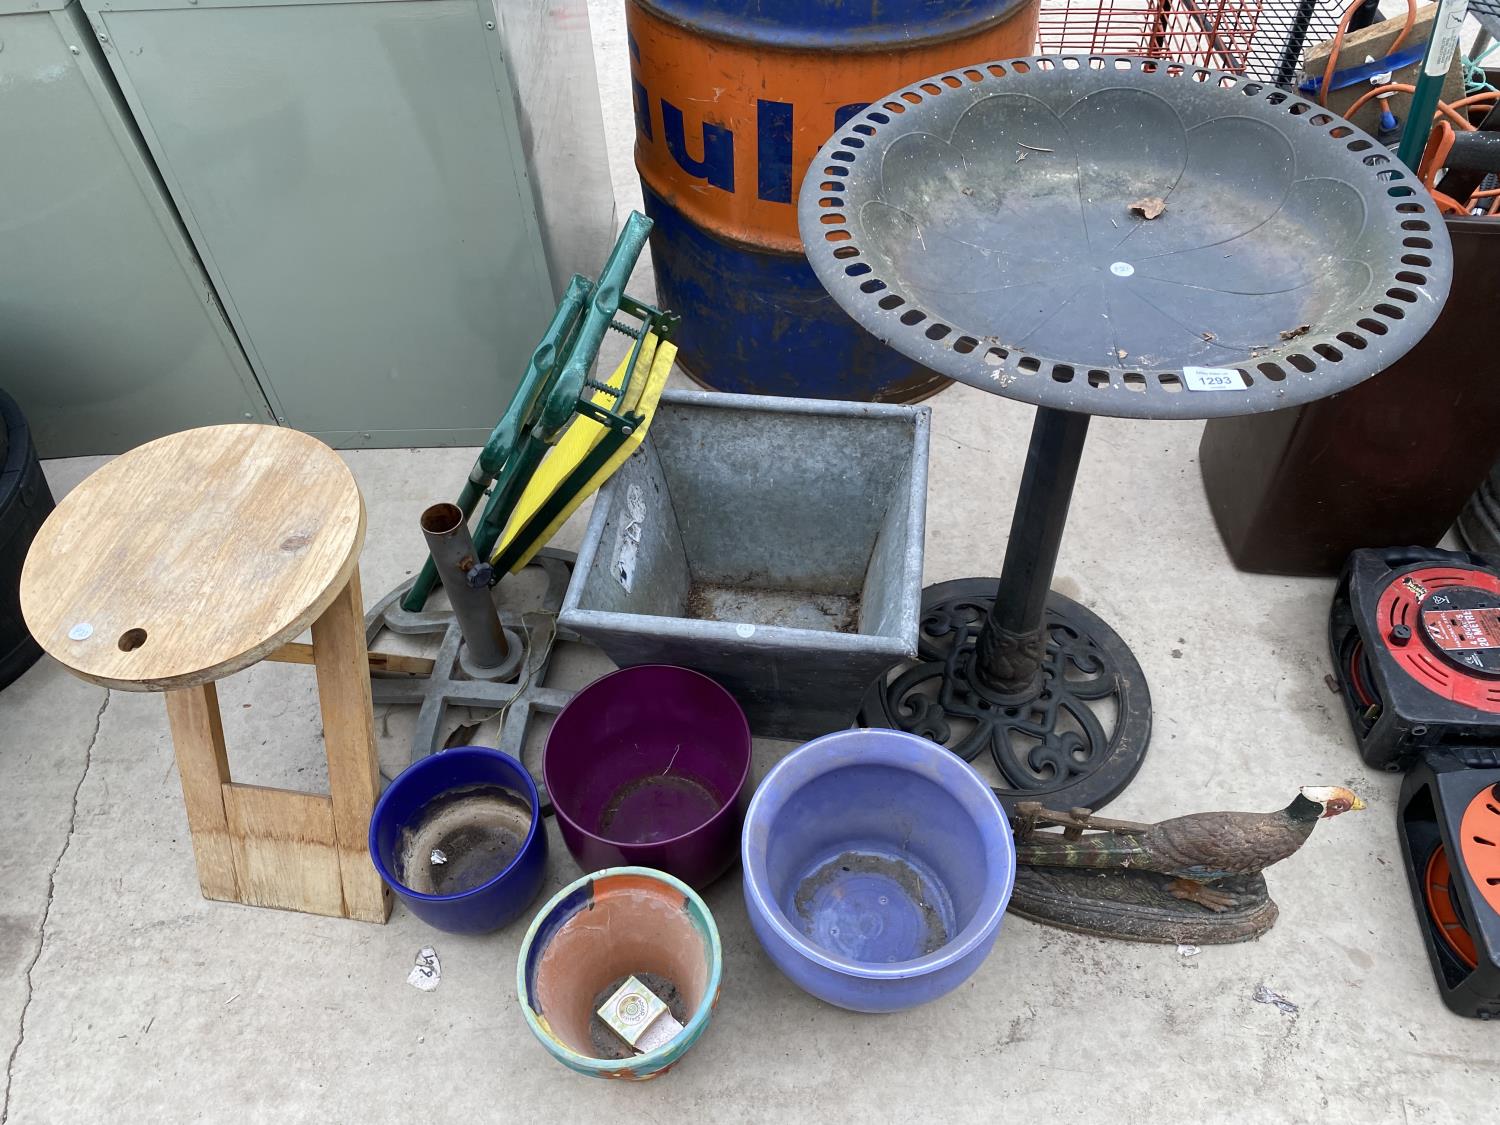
[543,665,752,888]
[741,728,1015,1013]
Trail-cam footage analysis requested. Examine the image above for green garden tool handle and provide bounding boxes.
[1396,0,1469,170]
[537,211,654,441]
[478,274,594,480]
[402,276,592,611]
[401,213,655,612]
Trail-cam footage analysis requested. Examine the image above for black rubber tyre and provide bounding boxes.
[0,388,56,691]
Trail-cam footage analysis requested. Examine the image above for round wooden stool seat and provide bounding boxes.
[20,424,388,922]
[21,424,364,692]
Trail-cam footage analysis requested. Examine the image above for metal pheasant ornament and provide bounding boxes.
[1008,787,1366,943]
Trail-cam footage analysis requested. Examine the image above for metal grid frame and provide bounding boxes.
[1036,0,1265,72]
[1035,0,1353,84]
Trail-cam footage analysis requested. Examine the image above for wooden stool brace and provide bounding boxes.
[20,425,391,922]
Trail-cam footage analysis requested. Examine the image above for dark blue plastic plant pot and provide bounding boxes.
[742,728,1015,1013]
[369,746,547,935]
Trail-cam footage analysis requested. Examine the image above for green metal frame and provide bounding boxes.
[1396,0,1470,170]
[402,211,678,611]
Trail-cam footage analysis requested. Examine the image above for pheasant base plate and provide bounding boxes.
[1009,868,1277,944]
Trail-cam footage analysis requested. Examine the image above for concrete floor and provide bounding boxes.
[4,4,1498,1123]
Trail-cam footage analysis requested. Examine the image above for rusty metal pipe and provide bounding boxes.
[419,502,509,672]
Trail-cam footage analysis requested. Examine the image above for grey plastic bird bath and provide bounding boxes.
[800,55,1453,811]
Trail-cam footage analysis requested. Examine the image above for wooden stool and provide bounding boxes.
[20,424,391,922]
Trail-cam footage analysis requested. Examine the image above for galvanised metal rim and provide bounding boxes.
[799,55,1454,420]
[740,728,1016,979]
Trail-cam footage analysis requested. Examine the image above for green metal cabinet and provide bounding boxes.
[0,0,274,458]
[81,0,614,447]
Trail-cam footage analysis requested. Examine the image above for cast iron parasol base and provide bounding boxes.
[364,548,579,812]
[862,578,1150,814]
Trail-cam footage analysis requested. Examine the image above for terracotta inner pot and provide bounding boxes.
[530,874,710,1058]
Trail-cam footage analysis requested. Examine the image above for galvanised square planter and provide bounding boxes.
[560,389,929,741]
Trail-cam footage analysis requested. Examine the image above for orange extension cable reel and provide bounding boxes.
[1330,547,1500,1018]
[1408,765,1500,1019]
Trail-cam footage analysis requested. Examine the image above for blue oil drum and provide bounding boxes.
[628,0,1039,401]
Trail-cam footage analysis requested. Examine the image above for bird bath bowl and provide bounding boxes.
[544,665,752,888]
[742,728,1015,1012]
[517,867,723,1080]
[368,746,547,934]
[806,56,1451,418]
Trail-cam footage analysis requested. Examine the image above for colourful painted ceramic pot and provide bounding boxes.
[544,665,751,888]
[742,727,1015,1012]
[517,867,723,1080]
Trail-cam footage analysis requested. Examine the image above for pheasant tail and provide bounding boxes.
[1014,833,1148,869]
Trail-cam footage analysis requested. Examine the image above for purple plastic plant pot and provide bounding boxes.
[543,665,752,888]
[742,728,1015,1013]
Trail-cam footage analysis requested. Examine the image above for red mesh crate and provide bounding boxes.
[1036,0,1265,73]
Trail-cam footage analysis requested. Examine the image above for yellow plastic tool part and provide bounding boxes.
[494,332,676,573]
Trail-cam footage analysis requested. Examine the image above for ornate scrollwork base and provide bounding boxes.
[861,578,1152,813]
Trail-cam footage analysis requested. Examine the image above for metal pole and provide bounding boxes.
[1397,0,1470,169]
[1274,0,1321,88]
[419,502,510,672]
[973,406,1091,696]
[1149,0,1173,61]
[1349,0,1381,34]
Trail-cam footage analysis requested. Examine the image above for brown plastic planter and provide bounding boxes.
[1199,217,1500,576]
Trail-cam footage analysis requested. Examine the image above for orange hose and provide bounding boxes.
[1448,92,1500,112]
[1421,138,1500,217]
[1342,83,1485,130]
[1319,0,1418,108]
[1316,3,1497,218]
[1389,0,1417,51]
[1417,121,1456,188]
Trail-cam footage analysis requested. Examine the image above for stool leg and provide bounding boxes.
[164,683,240,902]
[311,566,391,923]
